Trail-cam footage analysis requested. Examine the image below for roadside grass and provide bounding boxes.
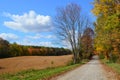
[0,61,86,80]
[102,59,120,74]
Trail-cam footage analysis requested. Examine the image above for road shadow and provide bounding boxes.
[92,55,99,60]
[87,55,100,65]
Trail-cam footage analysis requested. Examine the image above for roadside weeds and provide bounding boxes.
[100,60,120,80]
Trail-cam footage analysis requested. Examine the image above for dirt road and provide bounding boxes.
[52,56,117,80]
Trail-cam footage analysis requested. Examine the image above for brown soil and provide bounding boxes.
[0,55,72,74]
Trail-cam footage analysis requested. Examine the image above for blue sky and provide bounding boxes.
[0,0,95,47]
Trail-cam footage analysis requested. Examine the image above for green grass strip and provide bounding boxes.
[102,59,120,74]
[0,64,80,80]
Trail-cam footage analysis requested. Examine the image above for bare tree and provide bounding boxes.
[55,3,90,63]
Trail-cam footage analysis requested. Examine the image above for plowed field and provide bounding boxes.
[0,55,72,74]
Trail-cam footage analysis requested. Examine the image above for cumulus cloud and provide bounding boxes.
[62,40,71,49]
[26,34,56,39]
[0,33,18,41]
[39,42,54,47]
[45,35,56,39]
[4,10,53,32]
[17,38,55,47]
[27,34,42,39]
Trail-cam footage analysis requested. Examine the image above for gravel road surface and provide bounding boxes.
[52,56,117,80]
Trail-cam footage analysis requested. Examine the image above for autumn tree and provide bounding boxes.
[81,27,94,59]
[92,0,120,62]
[0,38,10,58]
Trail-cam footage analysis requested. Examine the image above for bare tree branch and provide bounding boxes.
[55,3,92,63]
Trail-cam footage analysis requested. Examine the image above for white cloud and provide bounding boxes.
[39,42,54,47]
[45,35,56,39]
[17,39,55,47]
[26,34,56,39]
[4,10,53,32]
[62,40,71,49]
[27,34,42,39]
[0,33,18,41]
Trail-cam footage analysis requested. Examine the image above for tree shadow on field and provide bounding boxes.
[0,66,5,69]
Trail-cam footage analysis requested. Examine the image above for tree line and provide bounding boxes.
[92,0,120,63]
[0,38,71,58]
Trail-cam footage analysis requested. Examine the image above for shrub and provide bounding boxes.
[109,54,119,63]
[99,53,105,59]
